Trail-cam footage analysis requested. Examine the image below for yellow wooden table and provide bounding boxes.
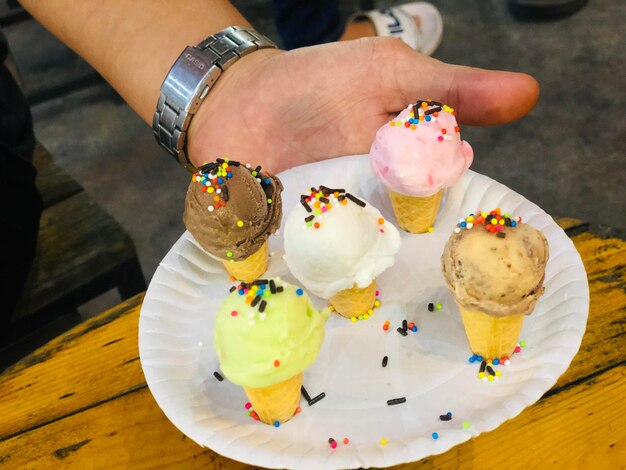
[1,219,624,469]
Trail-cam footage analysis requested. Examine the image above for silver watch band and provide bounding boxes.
[153,26,276,172]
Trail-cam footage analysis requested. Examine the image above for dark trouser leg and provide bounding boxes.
[0,42,41,328]
[273,0,344,49]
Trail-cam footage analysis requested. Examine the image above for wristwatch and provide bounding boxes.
[153,26,277,172]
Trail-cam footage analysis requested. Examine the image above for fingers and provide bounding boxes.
[377,39,539,126]
[439,64,540,126]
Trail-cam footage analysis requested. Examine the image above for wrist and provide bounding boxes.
[186,47,283,168]
[152,27,279,171]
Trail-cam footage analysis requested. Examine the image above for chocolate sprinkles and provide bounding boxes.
[213,371,224,381]
[198,162,219,174]
[416,99,442,107]
[496,232,506,239]
[250,295,261,307]
[308,392,326,406]
[397,327,408,337]
[259,300,267,313]
[229,286,236,293]
[479,360,487,373]
[486,365,496,376]
[387,397,406,406]
[346,193,366,207]
[424,106,443,115]
[269,279,277,294]
[319,185,345,194]
[382,356,388,367]
[304,215,315,223]
[301,200,313,212]
[439,414,452,421]
[221,185,229,201]
[302,386,325,406]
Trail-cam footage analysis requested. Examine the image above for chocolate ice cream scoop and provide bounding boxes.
[442,210,549,318]
[183,159,283,261]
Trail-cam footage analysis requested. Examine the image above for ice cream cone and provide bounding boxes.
[459,307,524,359]
[387,188,443,233]
[330,281,376,319]
[223,241,268,282]
[243,373,302,425]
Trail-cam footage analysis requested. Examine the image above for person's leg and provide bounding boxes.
[273,0,343,49]
[272,0,427,50]
[340,14,422,41]
[0,33,42,331]
[508,0,588,21]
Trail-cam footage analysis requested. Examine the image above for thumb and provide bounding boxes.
[377,39,539,126]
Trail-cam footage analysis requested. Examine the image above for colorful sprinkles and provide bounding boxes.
[192,158,239,212]
[230,280,314,371]
[232,279,289,316]
[300,186,371,230]
[244,402,260,421]
[388,100,458,142]
[244,401,302,424]
[454,208,522,234]
[326,437,350,449]
[385,318,419,334]
[339,293,382,322]
[192,158,276,259]
[469,341,527,381]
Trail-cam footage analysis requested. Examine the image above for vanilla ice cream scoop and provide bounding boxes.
[284,186,401,299]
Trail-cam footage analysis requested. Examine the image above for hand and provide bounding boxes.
[187,37,539,172]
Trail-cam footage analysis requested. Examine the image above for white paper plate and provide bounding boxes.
[139,155,588,469]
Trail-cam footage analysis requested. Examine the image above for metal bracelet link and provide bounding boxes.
[153,26,276,172]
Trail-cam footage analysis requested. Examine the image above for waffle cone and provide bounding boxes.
[459,307,524,359]
[243,373,302,425]
[387,188,443,233]
[222,241,268,282]
[329,281,376,319]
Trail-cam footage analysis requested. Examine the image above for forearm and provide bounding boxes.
[21,0,249,124]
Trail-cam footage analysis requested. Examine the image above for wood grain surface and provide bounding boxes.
[14,190,138,317]
[1,220,624,469]
[33,142,82,210]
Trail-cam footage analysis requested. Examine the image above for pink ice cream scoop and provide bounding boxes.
[370,101,474,197]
